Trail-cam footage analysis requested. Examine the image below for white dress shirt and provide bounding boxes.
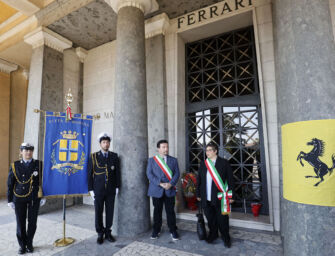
[206,158,216,201]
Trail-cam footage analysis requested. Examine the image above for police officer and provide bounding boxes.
[7,143,46,254]
[88,133,120,244]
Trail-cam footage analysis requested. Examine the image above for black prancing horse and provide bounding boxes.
[297,138,335,186]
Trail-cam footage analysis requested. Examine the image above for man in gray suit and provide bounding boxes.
[146,139,180,241]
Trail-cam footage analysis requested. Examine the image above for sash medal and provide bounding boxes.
[205,158,233,215]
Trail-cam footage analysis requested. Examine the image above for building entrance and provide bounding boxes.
[185,26,268,215]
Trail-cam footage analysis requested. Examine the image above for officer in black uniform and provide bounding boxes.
[88,133,120,244]
[7,143,46,254]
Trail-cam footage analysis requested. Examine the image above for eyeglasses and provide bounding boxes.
[206,149,214,152]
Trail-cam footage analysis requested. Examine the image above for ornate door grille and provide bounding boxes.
[186,26,269,215]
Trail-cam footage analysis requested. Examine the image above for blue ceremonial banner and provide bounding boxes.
[42,112,93,196]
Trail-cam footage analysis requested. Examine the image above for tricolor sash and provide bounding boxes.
[153,155,173,181]
[205,158,233,215]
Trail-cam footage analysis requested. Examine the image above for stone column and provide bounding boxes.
[24,27,72,212]
[273,1,335,255]
[106,0,158,236]
[0,59,17,197]
[145,13,169,156]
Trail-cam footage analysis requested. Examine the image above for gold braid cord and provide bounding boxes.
[12,163,34,198]
[93,153,108,188]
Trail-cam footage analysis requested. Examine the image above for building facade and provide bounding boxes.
[0,0,334,255]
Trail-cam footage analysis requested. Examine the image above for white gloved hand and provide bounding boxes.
[40,198,46,206]
[89,190,95,200]
[8,202,15,209]
[116,188,119,195]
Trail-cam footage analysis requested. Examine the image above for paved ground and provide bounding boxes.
[0,200,283,256]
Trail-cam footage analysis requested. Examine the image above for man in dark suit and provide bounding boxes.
[196,142,234,247]
[7,143,46,254]
[88,133,120,244]
[146,139,180,241]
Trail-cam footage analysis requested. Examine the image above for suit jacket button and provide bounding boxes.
[23,186,25,189]
[22,174,25,177]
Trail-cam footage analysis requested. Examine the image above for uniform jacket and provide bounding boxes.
[196,156,234,208]
[87,151,120,196]
[146,155,180,198]
[7,159,41,203]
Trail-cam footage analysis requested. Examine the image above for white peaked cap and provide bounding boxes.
[20,142,34,149]
[97,132,111,142]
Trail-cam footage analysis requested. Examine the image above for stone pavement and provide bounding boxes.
[0,200,283,256]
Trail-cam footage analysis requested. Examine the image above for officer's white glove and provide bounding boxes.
[8,202,15,209]
[116,188,119,195]
[89,190,95,200]
[40,198,46,206]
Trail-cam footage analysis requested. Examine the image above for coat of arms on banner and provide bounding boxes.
[51,130,86,175]
[43,112,93,196]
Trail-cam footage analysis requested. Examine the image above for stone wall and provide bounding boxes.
[83,41,116,205]
[0,72,10,197]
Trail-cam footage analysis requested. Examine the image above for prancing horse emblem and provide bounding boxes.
[297,138,335,186]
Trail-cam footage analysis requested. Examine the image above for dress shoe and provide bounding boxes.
[223,239,231,248]
[97,233,104,244]
[105,233,116,242]
[171,230,180,241]
[18,247,26,254]
[26,245,34,253]
[206,233,218,243]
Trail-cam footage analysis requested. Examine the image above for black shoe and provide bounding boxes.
[223,239,231,248]
[105,233,116,243]
[206,232,218,243]
[171,230,180,241]
[26,245,34,253]
[97,233,104,244]
[18,247,26,254]
[151,230,159,240]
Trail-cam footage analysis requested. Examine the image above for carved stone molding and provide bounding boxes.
[105,0,158,15]
[145,13,170,39]
[0,59,18,74]
[24,27,72,53]
[75,47,88,63]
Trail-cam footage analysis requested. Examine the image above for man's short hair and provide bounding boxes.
[206,142,218,152]
[157,139,168,148]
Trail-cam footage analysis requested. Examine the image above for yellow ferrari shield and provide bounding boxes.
[282,119,335,206]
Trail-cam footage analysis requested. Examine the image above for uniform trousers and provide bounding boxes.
[14,199,40,248]
[204,200,230,242]
[94,194,115,234]
[152,193,176,233]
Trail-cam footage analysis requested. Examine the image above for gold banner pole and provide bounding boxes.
[54,195,75,247]
[53,89,76,247]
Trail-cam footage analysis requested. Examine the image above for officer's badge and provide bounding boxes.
[33,171,38,176]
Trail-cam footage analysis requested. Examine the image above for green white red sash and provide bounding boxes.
[205,158,232,215]
[153,155,173,181]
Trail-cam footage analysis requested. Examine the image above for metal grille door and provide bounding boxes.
[186,26,268,215]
